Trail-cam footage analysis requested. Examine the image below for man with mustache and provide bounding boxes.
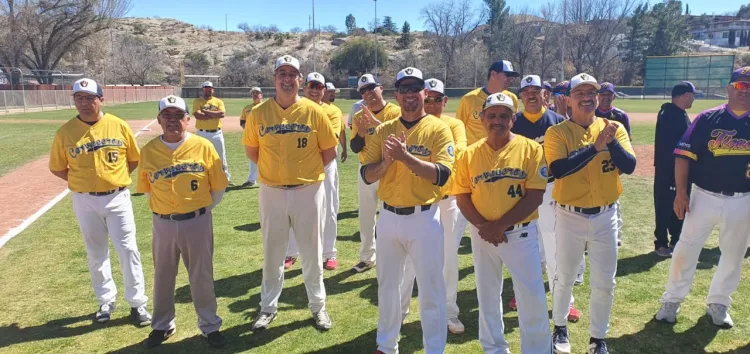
[454,91,552,354]
[243,55,338,332]
[240,87,264,188]
[362,67,455,354]
[544,73,636,354]
[656,67,750,329]
[138,95,228,348]
[192,81,231,185]
[348,74,402,274]
[512,74,582,322]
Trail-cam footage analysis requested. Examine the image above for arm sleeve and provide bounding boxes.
[525,144,549,190]
[242,110,259,147]
[435,163,451,187]
[548,146,598,179]
[607,126,637,175]
[124,125,140,162]
[49,132,68,171]
[315,110,338,151]
[351,134,365,153]
[207,146,229,191]
[674,113,704,161]
[451,149,472,195]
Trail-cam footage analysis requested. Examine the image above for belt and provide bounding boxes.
[382,202,432,216]
[558,203,615,215]
[154,207,207,221]
[275,184,306,190]
[442,195,449,200]
[505,222,531,232]
[88,186,127,196]
[199,129,221,133]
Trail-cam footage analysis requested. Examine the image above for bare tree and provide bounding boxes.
[536,2,562,80]
[322,25,338,33]
[290,26,303,34]
[421,0,486,85]
[505,10,543,76]
[111,34,165,85]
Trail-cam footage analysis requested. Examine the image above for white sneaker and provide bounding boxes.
[707,303,733,328]
[447,317,465,334]
[655,302,680,323]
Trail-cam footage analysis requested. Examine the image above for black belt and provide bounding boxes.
[154,207,207,221]
[442,195,449,200]
[505,222,531,232]
[382,202,432,216]
[559,203,615,215]
[199,129,220,133]
[279,184,303,189]
[88,186,127,196]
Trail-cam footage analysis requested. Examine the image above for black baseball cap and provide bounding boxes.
[672,81,696,98]
[488,60,520,77]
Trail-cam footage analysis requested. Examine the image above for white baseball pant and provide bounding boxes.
[471,221,551,354]
[286,159,339,259]
[401,195,467,319]
[552,203,618,339]
[246,161,258,183]
[71,188,147,308]
[660,186,750,307]
[258,182,326,314]
[537,182,577,306]
[376,203,446,354]
[358,163,380,263]
[196,129,231,182]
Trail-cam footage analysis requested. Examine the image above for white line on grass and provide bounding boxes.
[0,119,158,249]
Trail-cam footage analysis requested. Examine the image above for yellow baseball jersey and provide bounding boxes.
[457,88,519,145]
[322,103,343,139]
[351,102,402,163]
[453,136,548,222]
[240,101,261,122]
[243,98,338,186]
[439,115,468,196]
[362,115,455,207]
[192,97,226,130]
[137,135,228,215]
[49,113,139,193]
[544,118,635,207]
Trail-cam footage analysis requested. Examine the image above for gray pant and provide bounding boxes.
[151,210,222,334]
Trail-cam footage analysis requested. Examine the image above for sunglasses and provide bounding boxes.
[424,96,444,104]
[397,84,423,94]
[730,82,750,92]
[359,85,378,95]
[160,113,187,120]
[307,82,324,90]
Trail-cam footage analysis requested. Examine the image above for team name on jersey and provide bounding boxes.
[148,162,205,183]
[258,123,312,137]
[68,138,124,158]
[708,129,750,156]
[472,167,527,185]
[407,145,432,157]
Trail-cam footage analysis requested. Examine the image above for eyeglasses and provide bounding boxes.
[730,82,750,92]
[160,113,187,120]
[424,96,444,104]
[396,84,423,94]
[307,82,324,90]
[359,85,378,95]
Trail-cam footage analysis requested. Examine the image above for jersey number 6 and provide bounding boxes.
[191,180,198,191]
[601,159,616,173]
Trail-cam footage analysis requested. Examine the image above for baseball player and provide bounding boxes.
[457,60,519,146]
[401,78,468,334]
[349,99,364,129]
[543,81,553,107]
[544,73,636,354]
[551,81,571,118]
[49,78,151,325]
[192,81,231,184]
[284,72,343,271]
[454,91,551,354]
[138,95,228,349]
[349,74,402,273]
[239,87,264,188]
[362,67,454,354]
[243,55,338,331]
[652,82,695,257]
[513,74,582,322]
[655,68,750,329]
[325,82,348,163]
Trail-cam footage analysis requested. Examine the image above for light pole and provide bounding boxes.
[374,0,378,76]
[312,0,317,71]
[560,0,566,81]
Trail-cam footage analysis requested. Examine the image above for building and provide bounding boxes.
[689,17,750,48]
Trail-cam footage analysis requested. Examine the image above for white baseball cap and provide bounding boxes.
[306,72,325,85]
[570,73,601,91]
[357,74,379,90]
[73,78,103,97]
[250,87,262,93]
[325,82,340,93]
[520,75,542,91]
[275,55,300,72]
[202,81,213,88]
[424,78,445,95]
[482,92,516,113]
[158,95,188,113]
[395,67,424,87]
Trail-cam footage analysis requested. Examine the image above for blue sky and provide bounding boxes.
[127,0,741,32]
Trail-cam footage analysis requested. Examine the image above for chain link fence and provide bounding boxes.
[645,54,736,99]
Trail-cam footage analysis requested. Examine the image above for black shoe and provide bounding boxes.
[553,326,571,353]
[95,302,116,323]
[588,338,609,354]
[130,306,152,327]
[144,328,176,349]
[203,330,227,348]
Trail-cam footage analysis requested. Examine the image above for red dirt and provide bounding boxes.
[633,145,655,177]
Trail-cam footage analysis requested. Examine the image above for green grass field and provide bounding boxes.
[1,128,749,353]
[0,123,62,177]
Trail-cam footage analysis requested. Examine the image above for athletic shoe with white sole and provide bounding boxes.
[130,306,152,326]
[313,309,332,330]
[95,302,116,323]
[447,317,465,334]
[553,325,571,354]
[252,311,277,331]
[707,303,733,328]
[655,302,680,323]
[588,338,609,354]
[351,261,375,273]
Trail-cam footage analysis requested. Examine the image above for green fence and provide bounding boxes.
[645,54,736,99]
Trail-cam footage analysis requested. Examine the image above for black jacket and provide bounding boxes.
[654,103,691,182]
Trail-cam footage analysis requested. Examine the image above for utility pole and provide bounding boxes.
[561,0,566,81]
[374,0,378,76]
[312,0,317,71]
[225,14,227,32]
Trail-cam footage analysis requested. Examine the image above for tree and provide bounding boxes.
[647,0,689,57]
[504,10,541,78]
[383,16,397,33]
[237,22,251,33]
[184,52,211,74]
[330,38,387,76]
[483,0,511,59]
[111,34,164,85]
[398,21,414,48]
[290,27,303,33]
[346,14,357,34]
[621,3,652,85]
[739,4,750,19]
[322,25,338,33]
[729,30,737,48]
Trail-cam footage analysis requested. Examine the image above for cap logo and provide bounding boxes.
[361,76,367,82]
[167,96,176,103]
[742,67,750,75]
[405,68,414,75]
[284,56,291,62]
[580,74,588,80]
[429,80,437,88]
[314,73,320,78]
[526,77,533,83]
[80,80,89,87]
[497,94,505,101]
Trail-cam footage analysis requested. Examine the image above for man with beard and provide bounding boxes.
[240,87,264,188]
[363,67,455,354]
[192,81,231,184]
[545,73,636,354]
[656,68,750,329]
[325,82,348,163]
[348,74,402,274]
[243,55,338,332]
[652,82,695,257]
[401,78,468,335]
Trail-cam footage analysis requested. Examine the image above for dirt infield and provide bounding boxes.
[632,145,654,177]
